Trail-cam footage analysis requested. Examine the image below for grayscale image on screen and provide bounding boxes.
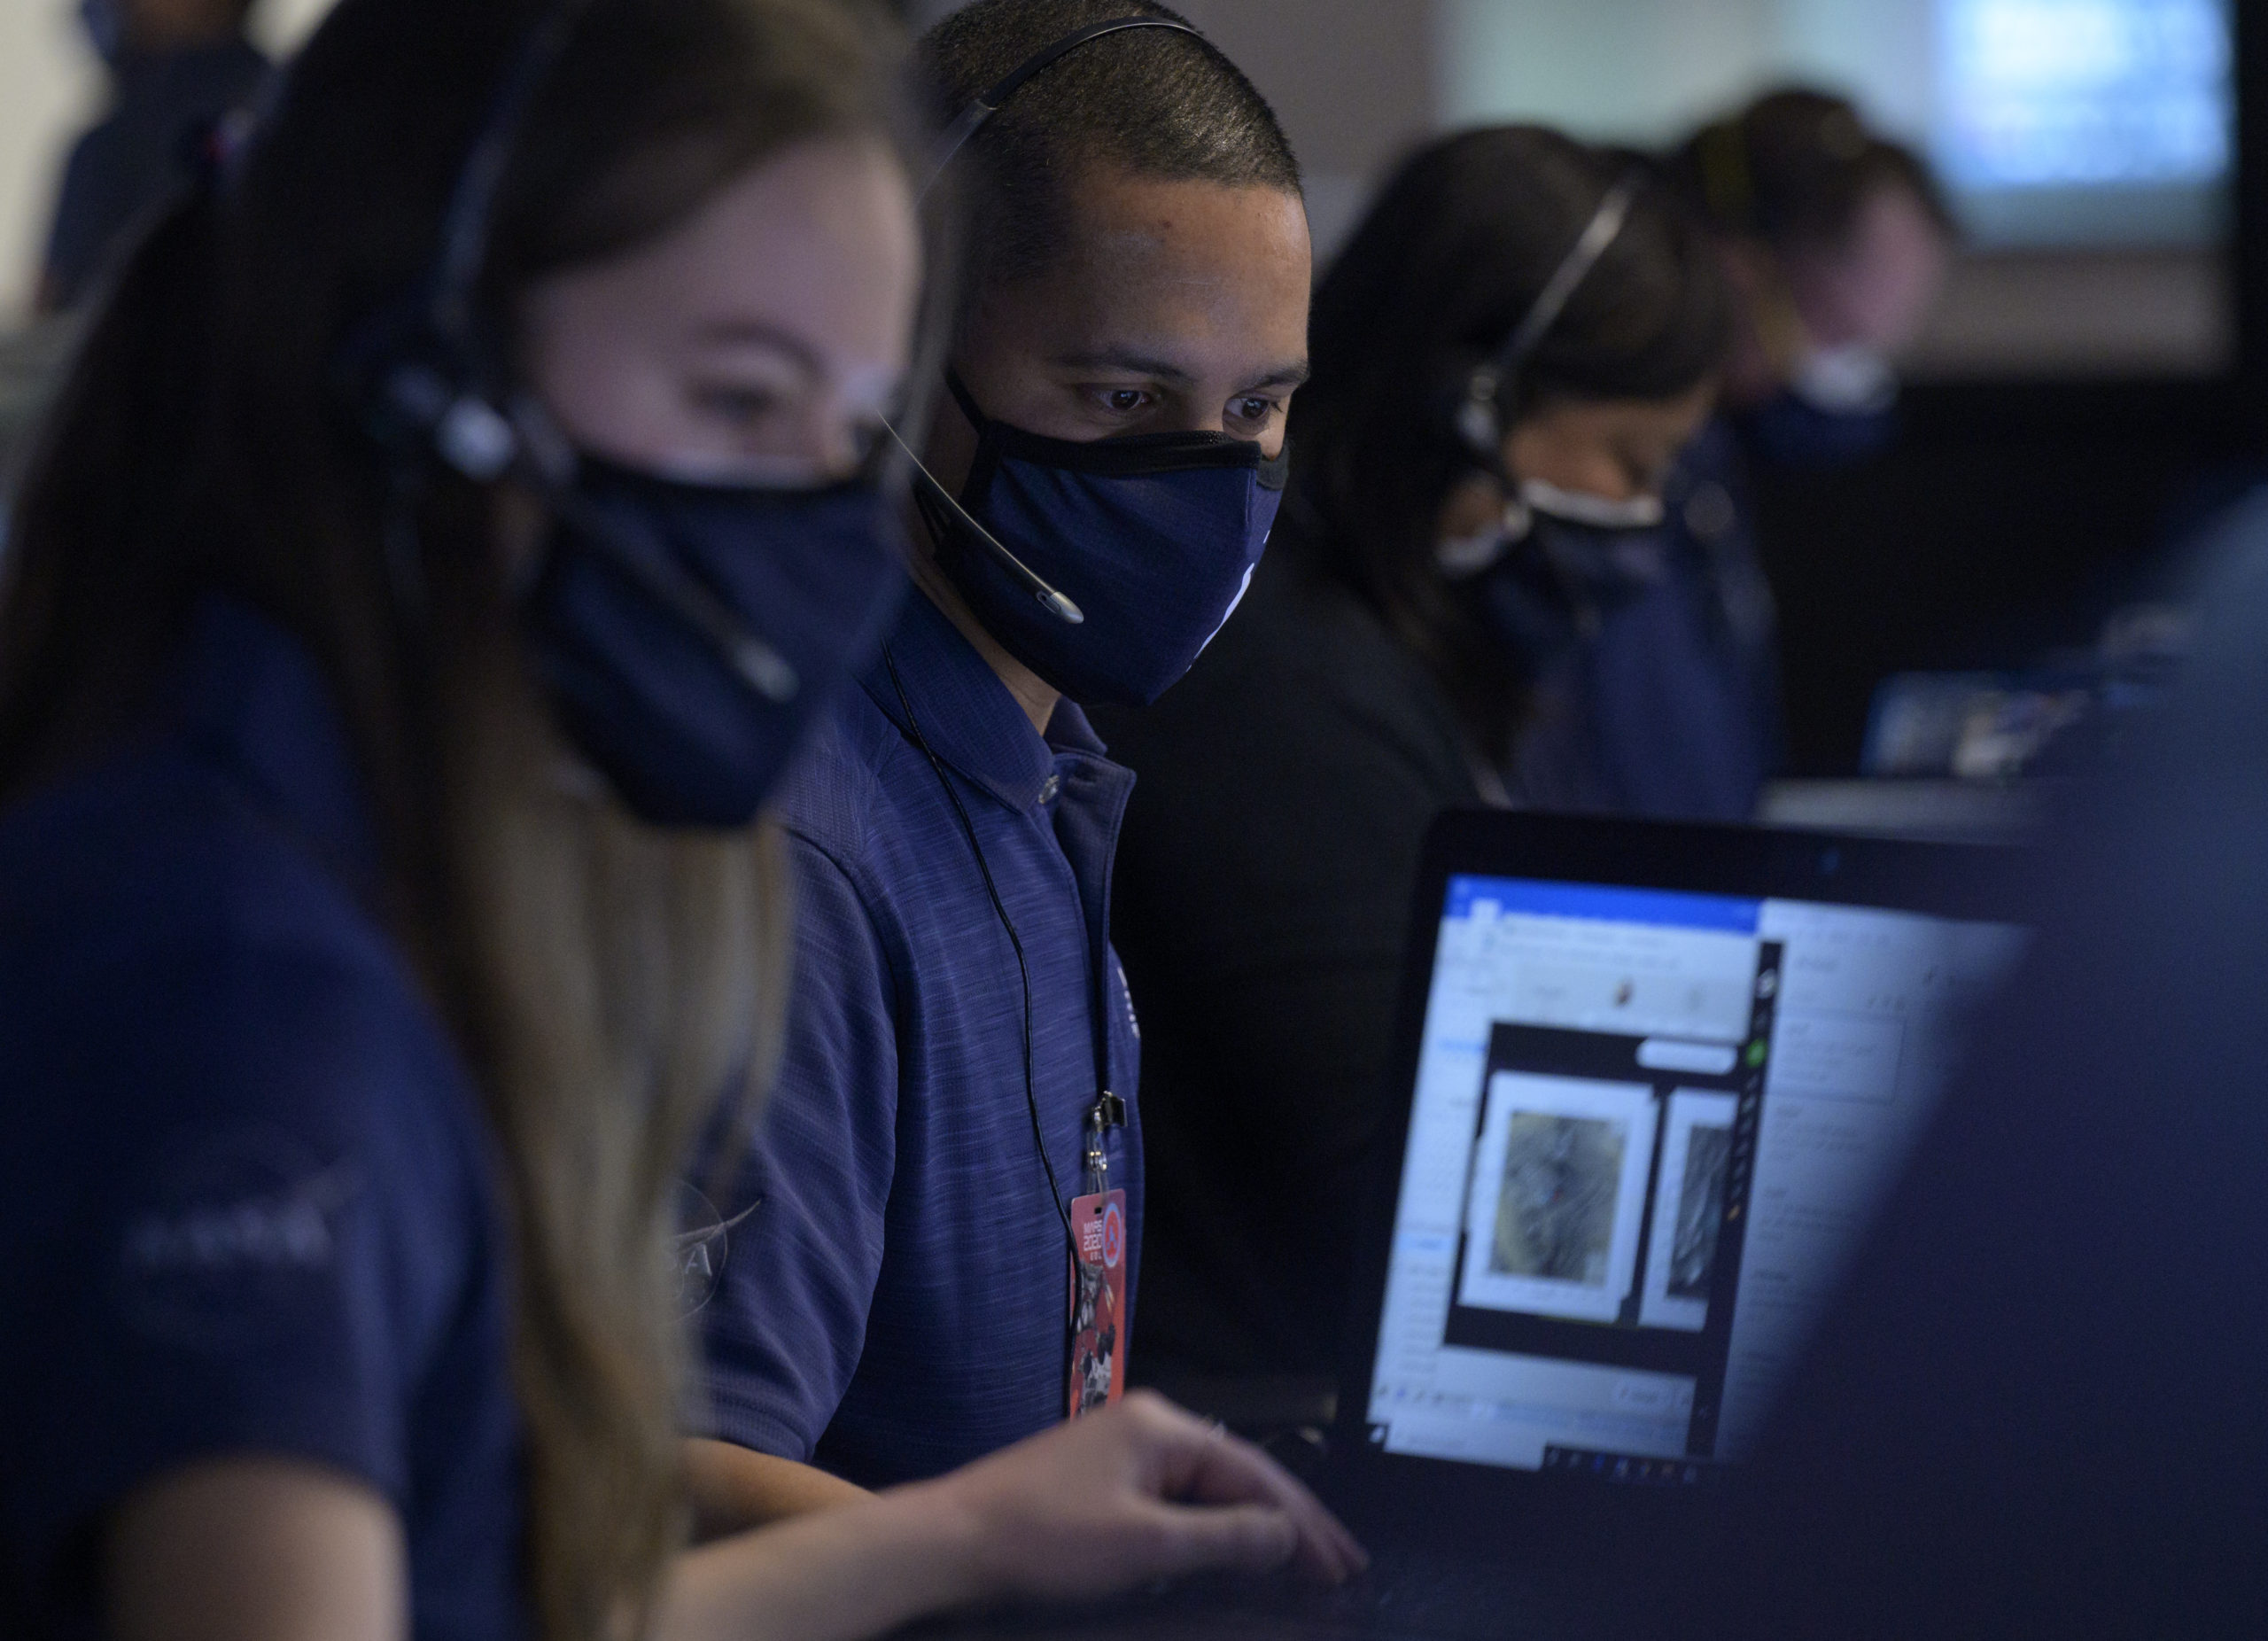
[1491,1114,1628,1287]
[1668,1125,1733,1301]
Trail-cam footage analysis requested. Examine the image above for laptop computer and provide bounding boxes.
[913,808,2030,1639]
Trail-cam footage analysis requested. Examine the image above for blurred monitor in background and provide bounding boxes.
[1437,0,2237,378]
[1934,0,2227,249]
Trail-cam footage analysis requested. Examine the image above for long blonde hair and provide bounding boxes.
[453,644,796,1639]
[0,0,908,1635]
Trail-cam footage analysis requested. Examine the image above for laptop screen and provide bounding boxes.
[1363,872,2026,1481]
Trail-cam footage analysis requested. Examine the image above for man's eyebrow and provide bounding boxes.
[1049,349,1313,392]
[1246,359,1310,390]
[1049,346,1197,385]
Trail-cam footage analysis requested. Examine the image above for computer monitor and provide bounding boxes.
[1349,813,2028,1483]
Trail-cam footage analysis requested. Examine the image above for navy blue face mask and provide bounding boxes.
[523,452,907,828]
[1739,388,1897,470]
[922,373,1288,707]
[1441,492,1671,675]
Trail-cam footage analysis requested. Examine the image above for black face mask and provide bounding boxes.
[523,452,907,828]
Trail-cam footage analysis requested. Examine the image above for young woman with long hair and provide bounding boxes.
[0,2,1359,1637]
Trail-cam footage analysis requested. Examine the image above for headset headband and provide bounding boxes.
[425,0,601,347]
[1495,173,1640,385]
[925,16,1204,189]
[1458,171,1643,455]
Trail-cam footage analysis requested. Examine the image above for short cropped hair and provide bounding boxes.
[919,0,1300,305]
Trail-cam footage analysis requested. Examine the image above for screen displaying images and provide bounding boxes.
[1462,1074,1658,1324]
[1365,876,2025,1475]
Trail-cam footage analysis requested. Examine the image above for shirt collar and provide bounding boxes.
[177,595,382,898]
[860,588,1107,813]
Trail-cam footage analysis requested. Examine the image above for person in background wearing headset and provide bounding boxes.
[1093,128,1736,1404]
[687,0,1314,1524]
[1653,91,1953,803]
[41,0,271,313]
[0,1,1359,1637]
[1671,89,1955,471]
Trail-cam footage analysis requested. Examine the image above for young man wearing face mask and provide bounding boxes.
[687,0,1312,1525]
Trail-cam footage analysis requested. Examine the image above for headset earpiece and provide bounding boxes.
[335,302,522,482]
[337,1,596,486]
[1456,364,1508,464]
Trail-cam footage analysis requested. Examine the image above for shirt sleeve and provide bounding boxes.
[694,834,901,1462]
[0,930,462,1602]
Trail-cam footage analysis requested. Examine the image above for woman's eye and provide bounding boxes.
[1230,396,1276,425]
[1102,389,1150,414]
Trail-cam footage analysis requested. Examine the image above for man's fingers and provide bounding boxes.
[1097,1395,1368,1586]
[1135,1501,1300,1583]
[1165,1427,1367,1584]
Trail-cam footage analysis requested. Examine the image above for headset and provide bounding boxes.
[1692,100,1872,243]
[886,14,1206,634]
[1453,171,1643,471]
[337,0,804,705]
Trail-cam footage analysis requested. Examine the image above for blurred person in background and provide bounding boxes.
[1665,89,1955,621]
[1672,89,1953,468]
[0,0,1358,1636]
[1623,495,2268,1641]
[1095,127,1735,1403]
[39,0,271,313]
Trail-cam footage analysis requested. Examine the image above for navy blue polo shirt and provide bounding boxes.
[697,589,1142,1488]
[0,599,522,1641]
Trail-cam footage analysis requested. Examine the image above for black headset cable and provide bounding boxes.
[882,646,1079,1257]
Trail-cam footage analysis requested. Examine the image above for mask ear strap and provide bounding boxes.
[942,366,990,437]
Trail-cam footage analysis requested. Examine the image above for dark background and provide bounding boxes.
[1759,5,2268,774]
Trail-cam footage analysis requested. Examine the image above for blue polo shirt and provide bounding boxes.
[0,598,522,1641]
[697,590,1142,1487]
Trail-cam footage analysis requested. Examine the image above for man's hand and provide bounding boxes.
[661,1392,1365,1641]
[915,1388,1368,1602]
